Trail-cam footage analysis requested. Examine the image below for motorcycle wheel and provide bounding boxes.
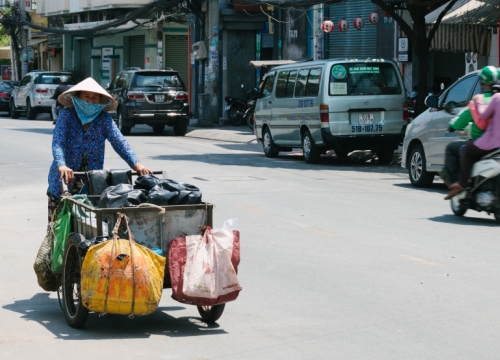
[246,109,255,130]
[450,197,467,217]
[229,104,244,126]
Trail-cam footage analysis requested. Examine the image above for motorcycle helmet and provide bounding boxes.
[492,80,500,93]
[60,76,68,84]
[480,66,499,85]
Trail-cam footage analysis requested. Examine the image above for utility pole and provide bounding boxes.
[205,0,219,124]
[19,0,29,77]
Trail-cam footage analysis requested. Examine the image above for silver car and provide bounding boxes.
[10,71,75,120]
[401,71,481,187]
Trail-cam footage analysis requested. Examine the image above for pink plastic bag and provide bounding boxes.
[169,220,241,306]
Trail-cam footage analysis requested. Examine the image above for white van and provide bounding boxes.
[253,59,409,164]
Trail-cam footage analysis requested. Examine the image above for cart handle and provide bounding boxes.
[62,170,166,195]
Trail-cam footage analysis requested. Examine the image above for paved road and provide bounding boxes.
[1,114,500,360]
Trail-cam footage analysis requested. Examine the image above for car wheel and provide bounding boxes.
[450,197,467,217]
[409,144,435,187]
[118,111,131,135]
[262,127,279,158]
[302,130,320,164]
[152,124,165,134]
[10,99,19,119]
[26,99,37,120]
[376,147,394,165]
[173,119,188,136]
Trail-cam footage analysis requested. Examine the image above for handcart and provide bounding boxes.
[59,170,220,328]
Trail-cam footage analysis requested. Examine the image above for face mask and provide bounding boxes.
[70,95,110,125]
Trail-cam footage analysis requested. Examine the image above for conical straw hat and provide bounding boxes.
[58,77,118,112]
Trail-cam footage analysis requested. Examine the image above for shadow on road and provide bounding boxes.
[3,293,227,339]
[428,214,499,227]
[392,182,448,195]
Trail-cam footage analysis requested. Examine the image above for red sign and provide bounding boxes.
[338,19,349,32]
[353,16,365,30]
[321,20,334,33]
[369,12,380,25]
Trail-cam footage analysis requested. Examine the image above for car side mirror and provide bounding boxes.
[425,95,439,109]
[443,101,458,115]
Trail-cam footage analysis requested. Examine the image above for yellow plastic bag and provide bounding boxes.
[80,214,166,316]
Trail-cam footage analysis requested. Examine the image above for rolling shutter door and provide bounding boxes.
[163,35,188,91]
[328,0,377,58]
[128,35,145,68]
[78,39,91,78]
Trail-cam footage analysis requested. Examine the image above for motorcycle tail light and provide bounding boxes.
[36,88,48,93]
[175,92,188,101]
[403,101,409,121]
[127,91,145,101]
[320,104,329,123]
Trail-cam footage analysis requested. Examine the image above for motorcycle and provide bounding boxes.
[225,85,258,126]
[244,87,260,130]
[450,148,500,223]
[407,90,418,122]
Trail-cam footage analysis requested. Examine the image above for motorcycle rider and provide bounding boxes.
[446,69,500,199]
[51,76,71,124]
[440,66,498,189]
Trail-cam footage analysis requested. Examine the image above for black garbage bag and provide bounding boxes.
[134,174,161,191]
[147,188,179,206]
[99,184,147,208]
[158,179,187,192]
[176,189,202,204]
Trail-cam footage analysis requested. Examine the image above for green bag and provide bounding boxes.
[51,198,72,273]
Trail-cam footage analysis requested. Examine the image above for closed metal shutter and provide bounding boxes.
[328,0,377,58]
[128,35,145,68]
[163,35,188,91]
[78,39,91,79]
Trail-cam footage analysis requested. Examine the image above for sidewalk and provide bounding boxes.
[185,118,258,144]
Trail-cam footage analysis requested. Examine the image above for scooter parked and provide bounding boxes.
[244,87,259,130]
[450,148,500,223]
[225,84,248,126]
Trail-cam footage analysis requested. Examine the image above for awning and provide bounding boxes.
[28,38,47,46]
[425,0,498,55]
[250,60,297,68]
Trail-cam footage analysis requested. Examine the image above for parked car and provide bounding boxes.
[107,68,189,135]
[253,59,409,164]
[401,70,482,187]
[0,81,15,113]
[10,71,76,120]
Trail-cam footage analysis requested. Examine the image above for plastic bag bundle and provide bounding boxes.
[80,215,166,316]
[134,174,161,191]
[33,223,59,291]
[99,184,147,208]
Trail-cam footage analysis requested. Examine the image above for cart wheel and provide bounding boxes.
[197,304,225,323]
[62,233,89,328]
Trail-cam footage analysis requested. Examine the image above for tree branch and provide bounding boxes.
[371,0,418,45]
[427,0,460,43]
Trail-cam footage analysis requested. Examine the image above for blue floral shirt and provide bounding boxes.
[48,108,139,198]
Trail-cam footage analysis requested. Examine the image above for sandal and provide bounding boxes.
[444,183,464,200]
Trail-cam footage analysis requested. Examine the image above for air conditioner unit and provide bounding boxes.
[192,41,207,60]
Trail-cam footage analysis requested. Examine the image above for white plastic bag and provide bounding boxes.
[182,223,241,300]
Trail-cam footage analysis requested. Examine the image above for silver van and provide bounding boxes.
[253,59,409,164]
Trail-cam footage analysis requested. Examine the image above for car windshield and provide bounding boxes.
[329,63,402,96]
[36,74,76,85]
[133,73,184,88]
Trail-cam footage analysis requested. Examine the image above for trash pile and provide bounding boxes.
[99,174,202,208]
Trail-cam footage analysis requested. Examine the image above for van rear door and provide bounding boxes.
[326,62,406,137]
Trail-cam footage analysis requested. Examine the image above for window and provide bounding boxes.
[276,71,289,98]
[443,75,477,107]
[305,68,321,97]
[38,74,76,85]
[132,73,184,88]
[295,69,309,97]
[109,74,121,91]
[259,73,276,99]
[116,74,126,89]
[286,71,297,97]
[471,76,482,97]
[19,75,31,87]
[329,63,402,96]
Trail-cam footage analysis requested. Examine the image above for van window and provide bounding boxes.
[286,71,297,97]
[305,68,321,97]
[295,69,309,97]
[259,73,276,99]
[276,71,289,98]
[329,63,402,96]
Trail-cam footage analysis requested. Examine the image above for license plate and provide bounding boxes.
[155,95,165,102]
[358,113,374,124]
[351,124,383,133]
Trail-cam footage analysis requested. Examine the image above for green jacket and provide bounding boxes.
[449,92,492,140]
